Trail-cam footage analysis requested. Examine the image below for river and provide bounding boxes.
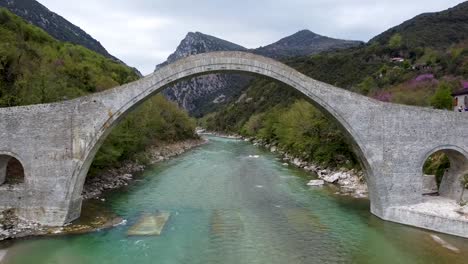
[1,136,467,263]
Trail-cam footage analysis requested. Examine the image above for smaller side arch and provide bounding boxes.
[419,145,468,200]
[0,151,26,186]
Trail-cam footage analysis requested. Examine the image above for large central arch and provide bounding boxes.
[67,51,384,218]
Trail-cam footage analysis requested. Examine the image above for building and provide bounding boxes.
[452,89,468,112]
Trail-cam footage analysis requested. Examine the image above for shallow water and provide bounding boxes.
[1,136,467,263]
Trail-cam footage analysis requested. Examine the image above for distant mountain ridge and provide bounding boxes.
[255,30,363,59]
[157,30,362,115]
[0,0,116,60]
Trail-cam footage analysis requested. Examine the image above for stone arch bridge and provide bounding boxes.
[0,52,467,237]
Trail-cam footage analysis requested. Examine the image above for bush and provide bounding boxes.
[430,82,454,110]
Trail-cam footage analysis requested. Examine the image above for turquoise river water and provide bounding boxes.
[1,136,467,263]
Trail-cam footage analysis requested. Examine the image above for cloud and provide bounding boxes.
[37,0,466,75]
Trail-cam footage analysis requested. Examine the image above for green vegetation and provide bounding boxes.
[370,2,468,50]
[423,153,450,187]
[0,9,136,106]
[91,95,196,175]
[388,34,403,50]
[0,9,197,175]
[430,82,454,110]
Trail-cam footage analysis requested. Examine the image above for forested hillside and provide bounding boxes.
[0,0,117,60]
[0,9,197,174]
[202,2,468,172]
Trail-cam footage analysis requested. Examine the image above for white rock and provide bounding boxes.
[307,180,325,186]
[292,158,303,167]
[339,172,350,179]
[323,173,340,183]
[270,146,277,152]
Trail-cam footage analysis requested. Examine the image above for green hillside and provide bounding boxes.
[370,2,468,50]
[0,9,197,174]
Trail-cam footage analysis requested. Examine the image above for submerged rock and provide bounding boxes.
[307,180,325,186]
[430,234,460,253]
[127,212,171,236]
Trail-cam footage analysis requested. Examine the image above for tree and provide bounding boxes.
[356,77,376,95]
[388,33,403,49]
[430,82,453,110]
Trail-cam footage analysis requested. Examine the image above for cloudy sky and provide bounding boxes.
[37,0,466,75]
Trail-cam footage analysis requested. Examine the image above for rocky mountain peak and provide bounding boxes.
[157,32,247,68]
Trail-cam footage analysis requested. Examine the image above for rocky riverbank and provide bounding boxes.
[0,138,208,241]
[248,137,368,198]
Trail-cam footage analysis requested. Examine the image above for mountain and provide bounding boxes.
[255,30,363,59]
[157,30,362,116]
[156,32,247,68]
[370,1,468,49]
[0,0,116,60]
[157,32,252,117]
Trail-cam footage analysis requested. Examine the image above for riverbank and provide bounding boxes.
[0,138,208,241]
[248,136,368,198]
[198,131,368,198]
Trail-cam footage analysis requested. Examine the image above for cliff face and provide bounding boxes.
[157,32,252,117]
[157,30,362,116]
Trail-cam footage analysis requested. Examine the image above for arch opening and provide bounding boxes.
[422,149,468,202]
[68,52,378,218]
[0,155,25,186]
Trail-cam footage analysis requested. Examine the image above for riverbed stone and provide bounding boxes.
[127,212,170,236]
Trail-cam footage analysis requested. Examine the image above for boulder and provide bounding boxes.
[292,158,303,167]
[323,173,340,183]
